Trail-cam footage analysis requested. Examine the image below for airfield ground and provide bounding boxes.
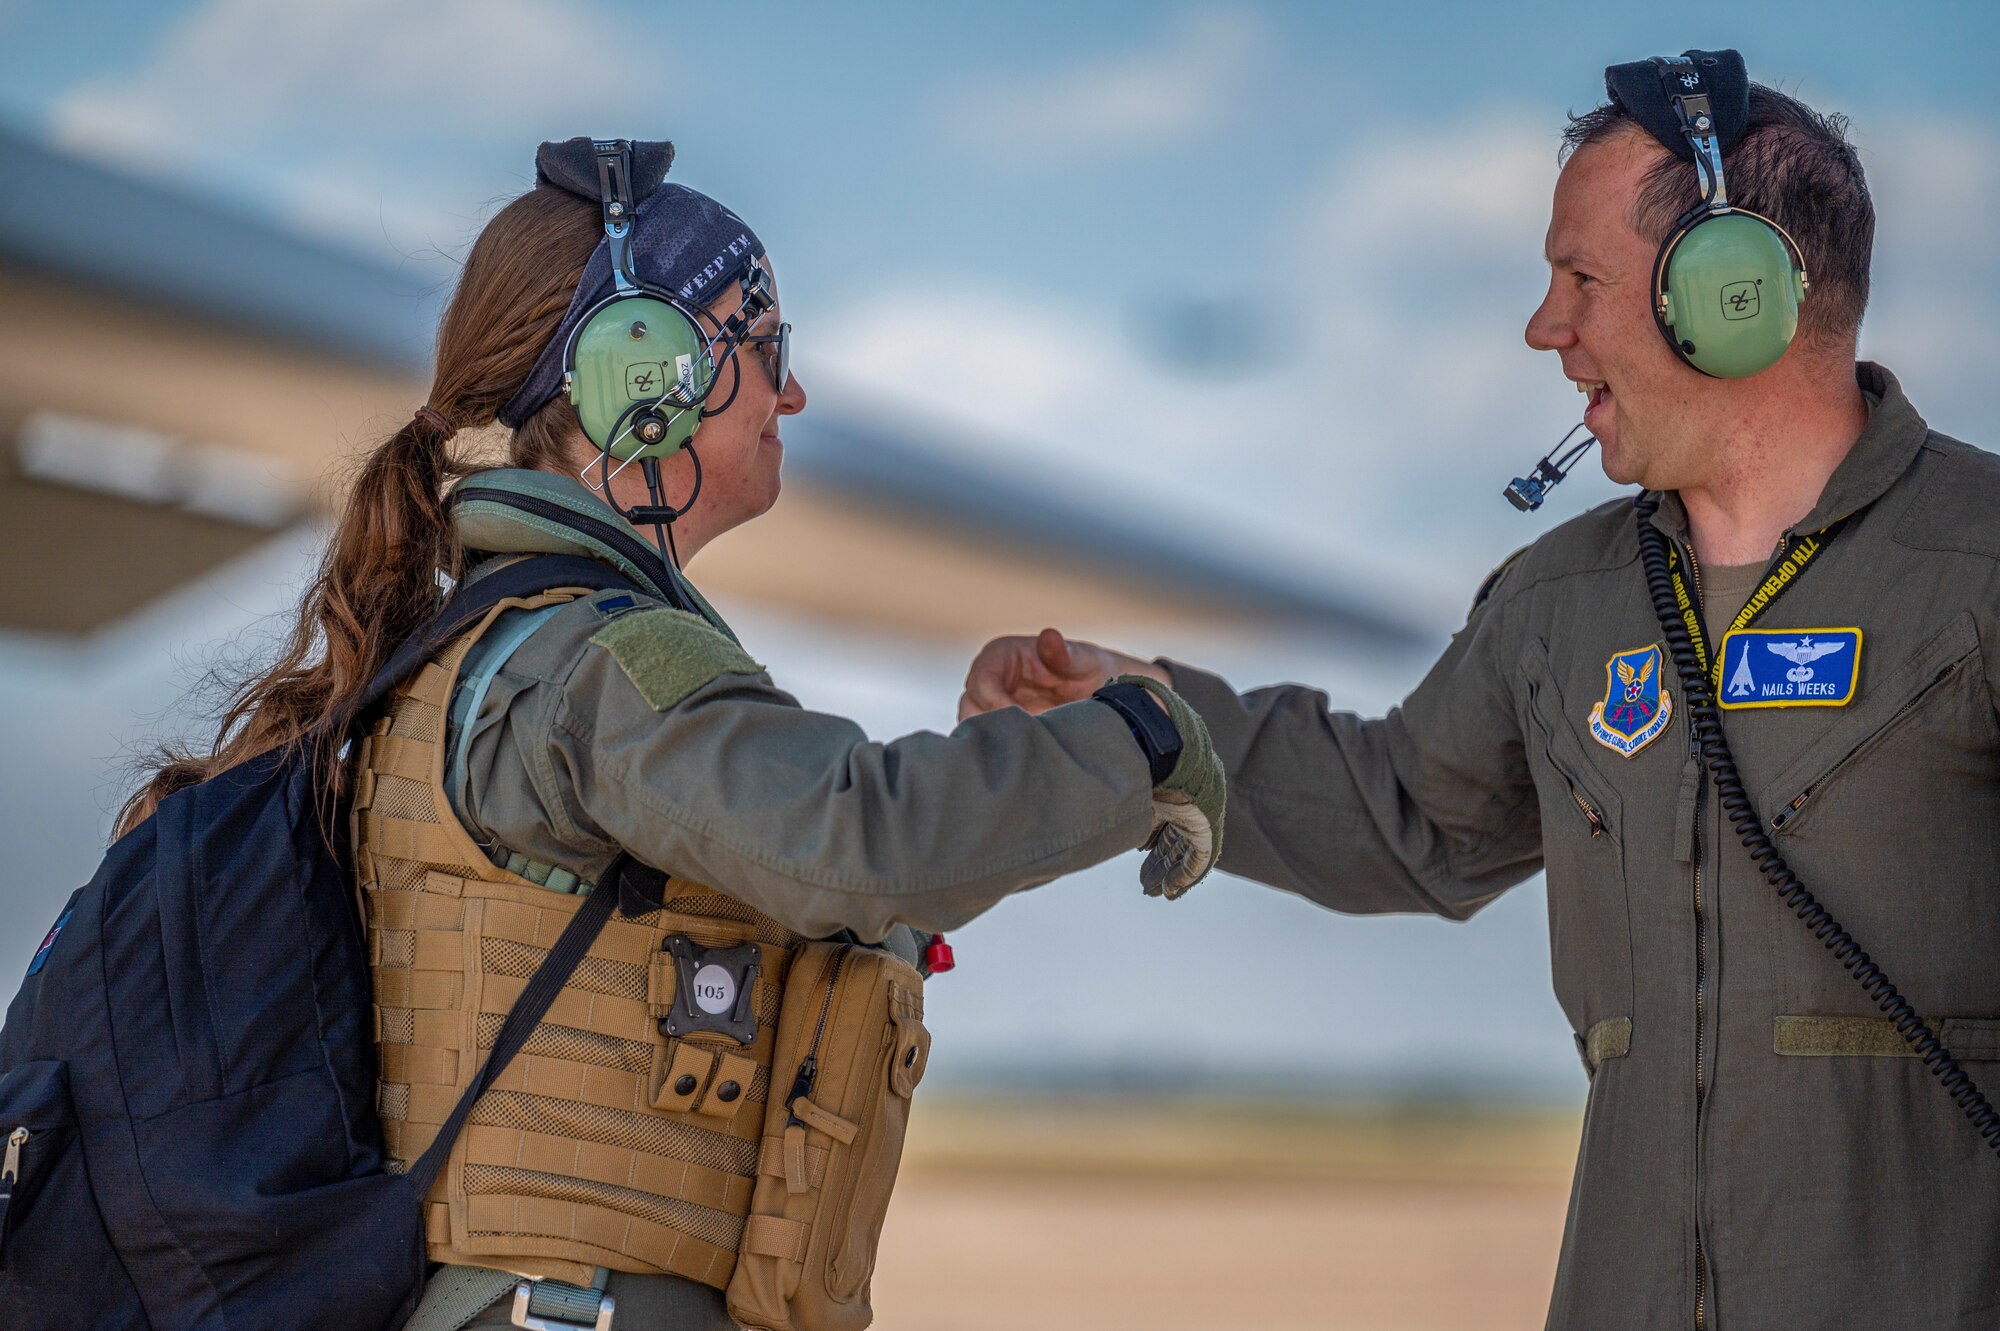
[871,1097,1579,1331]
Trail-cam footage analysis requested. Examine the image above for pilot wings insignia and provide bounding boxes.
[1616,656,1656,693]
[1766,637,1846,666]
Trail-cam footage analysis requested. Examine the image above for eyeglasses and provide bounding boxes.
[740,321,790,392]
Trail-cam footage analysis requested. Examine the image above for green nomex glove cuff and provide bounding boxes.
[1109,674,1226,898]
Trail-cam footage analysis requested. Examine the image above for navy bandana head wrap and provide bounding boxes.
[497,149,766,429]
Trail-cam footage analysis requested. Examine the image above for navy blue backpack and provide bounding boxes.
[0,555,655,1330]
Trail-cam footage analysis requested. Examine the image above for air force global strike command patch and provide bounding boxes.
[1589,644,1674,757]
[1717,627,1862,708]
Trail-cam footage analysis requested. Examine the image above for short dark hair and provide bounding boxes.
[1561,83,1874,347]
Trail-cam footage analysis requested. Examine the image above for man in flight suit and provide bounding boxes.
[961,61,2000,1330]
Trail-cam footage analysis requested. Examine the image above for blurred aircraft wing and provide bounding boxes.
[0,124,1424,650]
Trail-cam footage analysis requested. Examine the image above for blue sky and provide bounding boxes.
[2,1,1991,310]
[4,0,1991,610]
[1,1,1996,1095]
[1,1,1992,301]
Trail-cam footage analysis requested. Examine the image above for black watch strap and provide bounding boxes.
[1093,681,1182,786]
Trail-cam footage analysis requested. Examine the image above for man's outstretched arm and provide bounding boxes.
[961,597,1542,919]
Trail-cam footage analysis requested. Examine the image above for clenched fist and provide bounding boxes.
[958,628,1169,723]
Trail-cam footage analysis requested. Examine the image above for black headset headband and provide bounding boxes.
[539,138,676,294]
[535,137,676,204]
[1604,49,1749,163]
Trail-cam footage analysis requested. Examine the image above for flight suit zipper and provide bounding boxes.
[1569,786,1606,837]
[1677,515,1873,1327]
[1683,529,1796,1330]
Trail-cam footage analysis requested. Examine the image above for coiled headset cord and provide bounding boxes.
[1635,492,2000,1155]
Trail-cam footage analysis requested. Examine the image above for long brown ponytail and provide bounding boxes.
[117,185,602,835]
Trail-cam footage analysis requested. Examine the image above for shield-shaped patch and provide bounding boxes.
[1588,643,1674,757]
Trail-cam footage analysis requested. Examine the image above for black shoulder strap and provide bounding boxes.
[406,856,669,1197]
[347,555,642,727]
[339,556,659,1196]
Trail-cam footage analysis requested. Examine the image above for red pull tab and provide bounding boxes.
[923,934,956,975]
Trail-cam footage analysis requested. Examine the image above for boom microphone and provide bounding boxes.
[1505,423,1597,512]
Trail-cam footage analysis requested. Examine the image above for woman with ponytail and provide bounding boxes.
[120,139,1225,1331]
[116,181,605,832]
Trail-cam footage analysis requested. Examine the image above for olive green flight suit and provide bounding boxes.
[448,474,1159,943]
[1168,364,2000,1329]
[414,467,1162,1329]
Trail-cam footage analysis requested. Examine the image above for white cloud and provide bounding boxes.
[54,0,646,153]
[47,0,689,258]
[938,7,1268,165]
[1852,117,2000,434]
[814,108,1592,622]
[813,106,2000,619]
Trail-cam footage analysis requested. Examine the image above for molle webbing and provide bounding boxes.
[353,589,803,1289]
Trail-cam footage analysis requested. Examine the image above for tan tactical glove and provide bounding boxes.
[1108,674,1226,899]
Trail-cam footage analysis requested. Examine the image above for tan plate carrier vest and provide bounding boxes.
[352,589,806,1290]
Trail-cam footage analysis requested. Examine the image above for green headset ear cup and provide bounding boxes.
[1655,210,1802,379]
[568,295,715,460]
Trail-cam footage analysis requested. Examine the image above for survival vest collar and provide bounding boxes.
[448,467,739,643]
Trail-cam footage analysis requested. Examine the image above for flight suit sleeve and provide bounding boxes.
[1162,580,1541,920]
[464,601,1159,942]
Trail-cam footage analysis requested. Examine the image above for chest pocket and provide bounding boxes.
[1523,637,1625,848]
[1522,637,1635,1042]
[1759,612,2000,1017]
[1761,612,1983,839]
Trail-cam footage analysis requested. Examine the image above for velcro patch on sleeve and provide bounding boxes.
[590,607,764,711]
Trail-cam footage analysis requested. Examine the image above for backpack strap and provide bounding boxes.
[350,555,670,1200]
[346,555,643,729]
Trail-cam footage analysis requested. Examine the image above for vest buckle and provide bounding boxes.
[511,1279,615,1331]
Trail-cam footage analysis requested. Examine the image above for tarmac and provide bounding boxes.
[870,1096,1578,1331]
